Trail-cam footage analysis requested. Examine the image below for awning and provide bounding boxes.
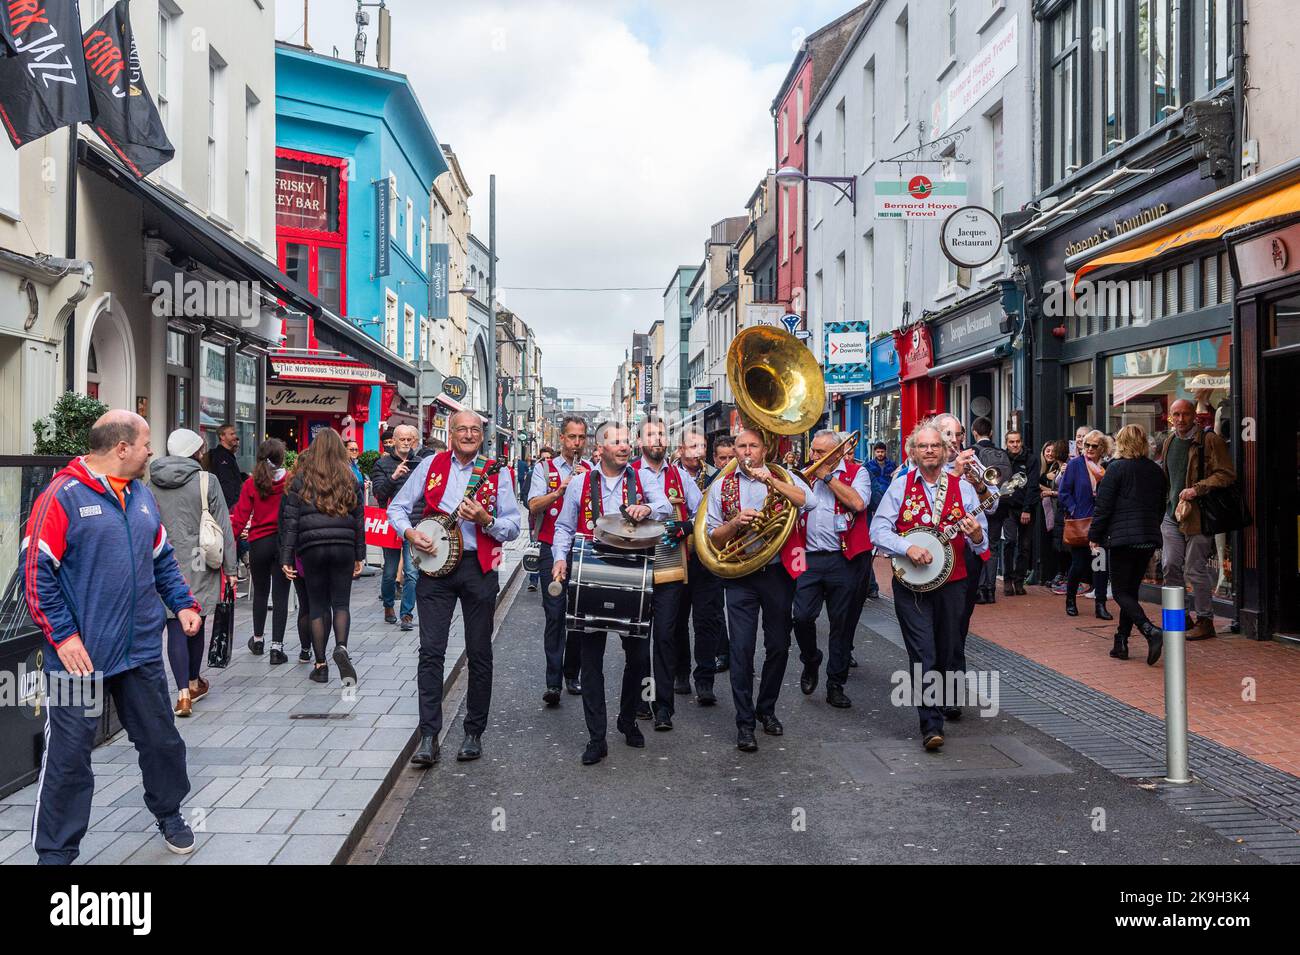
[1068,155,1300,284]
[434,391,490,423]
[78,141,416,386]
[926,346,1000,379]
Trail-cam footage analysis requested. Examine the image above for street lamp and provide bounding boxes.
[774,164,857,210]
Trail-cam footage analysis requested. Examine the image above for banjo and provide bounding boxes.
[891,472,1027,592]
[411,459,505,578]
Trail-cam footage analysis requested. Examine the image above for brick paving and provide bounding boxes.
[871,557,1300,779]
[0,540,524,865]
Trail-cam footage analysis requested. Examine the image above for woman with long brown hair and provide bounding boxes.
[279,429,366,684]
[231,438,291,663]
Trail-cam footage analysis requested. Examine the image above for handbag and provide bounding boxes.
[197,472,225,570]
[1196,440,1252,536]
[207,578,236,668]
[1063,517,1092,547]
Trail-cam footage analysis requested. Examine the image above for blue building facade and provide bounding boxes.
[270,43,448,451]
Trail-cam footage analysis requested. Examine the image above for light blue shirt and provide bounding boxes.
[551,464,673,558]
[636,455,703,518]
[528,454,584,512]
[803,460,872,553]
[704,468,813,566]
[387,453,522,551]
[869,469,989,559]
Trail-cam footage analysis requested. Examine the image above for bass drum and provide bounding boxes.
[890,527,955,592]
[566,538,654,638]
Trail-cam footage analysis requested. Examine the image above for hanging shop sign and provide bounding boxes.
[875,176,967,220]
[824,321,871,394]
[940,205,1003,268]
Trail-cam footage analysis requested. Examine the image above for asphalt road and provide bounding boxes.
[379,584,1263,865]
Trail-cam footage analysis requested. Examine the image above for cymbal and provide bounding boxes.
[594,513,664,550]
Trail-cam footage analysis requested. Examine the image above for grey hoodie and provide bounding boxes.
[150,455,239,615]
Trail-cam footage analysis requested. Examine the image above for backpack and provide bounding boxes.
[975,442,1014,487]
[197,471,225,570]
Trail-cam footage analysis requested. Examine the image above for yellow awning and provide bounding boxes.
[1075,179,1300,284]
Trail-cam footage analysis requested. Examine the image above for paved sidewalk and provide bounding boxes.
[871,556,1300,779]
[0,539,524,866]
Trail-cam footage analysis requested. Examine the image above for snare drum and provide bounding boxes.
[565,538,654,638]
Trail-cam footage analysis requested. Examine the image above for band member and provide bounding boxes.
[704,429,811,752]
[792,430,872,708]
[712,435,737,477]
[551,422,672,766]
[870,422,988,751]
[707,435,736,671]
[672,427,726,698]
[633,419,705,724]
[388,410,521,767]
[528,415,591,706]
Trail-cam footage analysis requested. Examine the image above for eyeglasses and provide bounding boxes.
[915,442,944,451]
[1084,442,1102,449]
[452,426,483,436]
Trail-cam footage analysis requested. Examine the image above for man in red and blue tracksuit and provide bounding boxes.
[22,410,202,864]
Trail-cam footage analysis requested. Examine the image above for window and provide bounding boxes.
[780,107,789,160]
[198,341,227,450]
[420,218,428,271]
[420,317,430,364]
[781,189,790,263]
[947,0,958,59]
[835,98,846,177]
[1192,0,1234,96]
[812,133,823,224]
[794,183,803,249]
[1090,0,1124,157]
[896,10,909,131]
[0,134,17,217]
[234,353,259,473]
[861,231,874,327]
[1137,0,1179,131]
[384,291,398,352]
[795,84,804,138]
[207,52,227,214]
[863,59,876,165]
[404,304,415,360]
[405,197,414,256]
[812,270,823,329]
[157,7,171,143]
[1049,3,1079,182]
[244,90,260,242]
[988,106,1005,218]
[834,252,846,323]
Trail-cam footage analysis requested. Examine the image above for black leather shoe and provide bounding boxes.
[617,720,645,748]
[1065,594,1079,616]
[759,714,784,736]
[849,654,859,668]
[247,635,264,656]
[695,682,717,706]
[456,734,482,761]
[1095,602,1114,621]
[673,675,691,695]
[826,684,851,708]
[923,732,945,751]
[582,738,608,765]
[1014,580,1027,595]
[410,735,439,767]
[1109,632,1129,660]
[542,686,561,706]
[653,709,673,731]
[736,728,758,752]
[941,707,963,721]
[1142,623,1163,666]
[384,607,397,625]
[636,703,653,721]
[565,678,582,695]
[714,654,729,673]
[799,652,822,695]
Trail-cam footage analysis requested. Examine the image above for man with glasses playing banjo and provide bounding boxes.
[870,421,988,752]
[551,422,673,766]
[388,410,521,767]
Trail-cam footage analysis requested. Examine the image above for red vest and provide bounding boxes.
[795,460,873,560]
[895,468,970,584]
[536,457,588,545]
[719,469,803,579]
[632,458,688,523]
[575,467,647,539]
[422,451,506,574]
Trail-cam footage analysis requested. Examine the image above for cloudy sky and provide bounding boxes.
[275,0,853,406]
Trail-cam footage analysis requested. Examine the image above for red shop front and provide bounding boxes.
[265,357,384,452]
[892,323,945,441]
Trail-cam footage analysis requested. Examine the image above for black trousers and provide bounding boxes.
[792,551,857,688]
[537,542,581,688]
[1109,546,1155,637]
[673,551,723,685]
[843,551,873,652]
[249,533,289,643]
[979,507,1008,591]
[416,557,499,738]
[1004,513,1033,583]
[580,630,651,742]
[956,545,982,672]
[1067,544,1109,605]
[651,580,683,716]
[892,579,966,736]
[724,563,796,730]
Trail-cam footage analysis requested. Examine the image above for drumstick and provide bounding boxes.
[547,580,563,597]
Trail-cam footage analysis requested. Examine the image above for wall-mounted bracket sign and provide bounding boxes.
[940,205,1003,268]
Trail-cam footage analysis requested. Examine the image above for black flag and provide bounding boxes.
[82,0,173,177]
[0,0,92,147]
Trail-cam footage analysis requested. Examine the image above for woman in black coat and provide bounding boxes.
[1089,424,1168,664]
[280,429,366,685]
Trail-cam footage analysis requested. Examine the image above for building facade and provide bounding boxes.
[660,266,699,418]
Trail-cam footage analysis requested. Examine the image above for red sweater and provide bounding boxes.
[230,475,286,543]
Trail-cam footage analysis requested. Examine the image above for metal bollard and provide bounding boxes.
[1162,585,1191,783]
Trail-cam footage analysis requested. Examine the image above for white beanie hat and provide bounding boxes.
[167,428,205,459]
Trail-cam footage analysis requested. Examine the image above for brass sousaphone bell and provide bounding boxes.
[692,325,826,578]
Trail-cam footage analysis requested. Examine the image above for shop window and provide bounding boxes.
[199,341,228,447]
[1164,266,1179,315]
[1201,253,1220,306]
[1049,3,1080,182]
[1270,296,1300,350]
[1181,262,1196,311]
[234,353,259,473]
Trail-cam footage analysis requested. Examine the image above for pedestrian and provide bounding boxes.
[526,445,556,593]
[23,410,202,862]
[279,429,366,685]
[231,438,292,664]
[864,441,897,601]
[1089,424,1167,664]
[1060,429,1113,620]
[709,435,735,670]
[1041,439,1070,590]
[971,416,1012,604]
[207,423,244,510]
[283,446,314,664]
[1159,398,1235,640]
[1071,425,1090,459]
[345,435,367,503]
[1001,430,1035,596]
[149,428,238,717]
[369,424,420,630]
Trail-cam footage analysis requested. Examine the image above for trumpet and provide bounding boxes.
[796,432,860,485]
